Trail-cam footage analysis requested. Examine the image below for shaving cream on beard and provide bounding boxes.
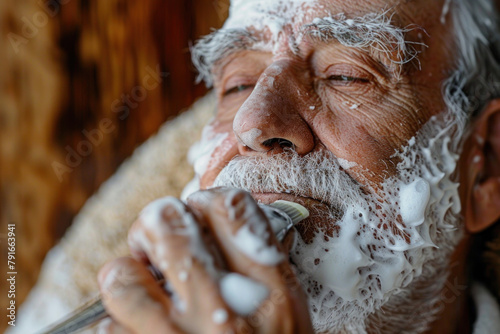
[211,113,464,332]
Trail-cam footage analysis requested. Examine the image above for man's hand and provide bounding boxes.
[97,188,313,333]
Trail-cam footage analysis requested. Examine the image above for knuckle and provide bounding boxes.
[224,188,251,201]
[186,188,217,205]
[225,189,254,208]
[140,197,183,221]
[127,221,147,251]
[129,198,195,257]
[221,189,255,220]
[139,197,191,233]
[100,258,141,300]
[125,286,158,311]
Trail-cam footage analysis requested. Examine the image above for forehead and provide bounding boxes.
[223,0,447,35]
[196,0,454,88]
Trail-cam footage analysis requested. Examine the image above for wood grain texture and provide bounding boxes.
[0,1,229,330]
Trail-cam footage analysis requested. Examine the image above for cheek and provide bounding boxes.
[199,134,239,189]
[309,84,428,185]
[311,109,399,186]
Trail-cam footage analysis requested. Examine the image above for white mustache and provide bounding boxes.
[212,150,365,212]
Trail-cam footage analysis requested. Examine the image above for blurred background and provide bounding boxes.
[0,0,229,331]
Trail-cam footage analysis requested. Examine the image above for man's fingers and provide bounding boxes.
[96,317,134,334]
[281,228,297,255]
[187,188,309,330]
[97,257,179,333]
[189,189,291,288]
[127,197,229,324]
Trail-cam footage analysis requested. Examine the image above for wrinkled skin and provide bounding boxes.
[95,0,493,333]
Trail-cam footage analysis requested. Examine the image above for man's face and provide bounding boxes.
[198,0,452,190]
[188,0,463,331]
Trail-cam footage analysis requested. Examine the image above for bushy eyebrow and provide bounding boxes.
[191,11,424,87]
[301,12,424,77]
[191,28,258,87]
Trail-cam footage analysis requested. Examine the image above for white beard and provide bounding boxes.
[201,111,465,333]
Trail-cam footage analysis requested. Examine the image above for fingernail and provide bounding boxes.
[224,190,252,221]
[282,228,297,253]
[141,196,185,222]
[97,270,106,287]
[97,261,113,286]
[161,203,185,228]
[99,260,138,299]
[100,264,125,299]
[140,197,190,236]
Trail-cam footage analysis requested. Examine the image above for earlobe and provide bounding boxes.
[463,99,500,233]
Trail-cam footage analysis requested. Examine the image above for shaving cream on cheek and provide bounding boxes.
[181,124,229,199]
[297,207,372,302]
[399,179,430,227]
[286,114,464,331]
[188,125,228,177]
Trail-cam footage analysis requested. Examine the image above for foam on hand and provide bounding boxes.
[226,190,285,266]
[233,223,284,265]
[219,273,269,316]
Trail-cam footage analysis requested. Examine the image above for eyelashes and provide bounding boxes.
[223,84,255,96]
[221,68,371,97]
[327,75,370,85]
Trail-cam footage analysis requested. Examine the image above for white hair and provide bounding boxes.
[303,11,422,71]
[444,0,500,138]
[190,28,256,87]
[191,8,424,86]
[364,1,500,332]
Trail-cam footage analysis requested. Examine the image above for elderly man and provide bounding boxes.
[94,0,500,333]
[92,0,500,333]
[11,0,500,333]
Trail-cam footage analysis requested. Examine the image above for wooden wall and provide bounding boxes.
[0,0,229,327]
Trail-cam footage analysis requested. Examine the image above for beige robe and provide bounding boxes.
[7,93,215,334]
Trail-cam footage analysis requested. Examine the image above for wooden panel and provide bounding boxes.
[0,0,229,328]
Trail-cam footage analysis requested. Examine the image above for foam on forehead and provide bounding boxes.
[224,0,320,31]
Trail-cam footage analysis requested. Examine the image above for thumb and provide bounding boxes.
[281,228,297,255]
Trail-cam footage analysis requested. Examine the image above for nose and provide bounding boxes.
[233,62,315,156]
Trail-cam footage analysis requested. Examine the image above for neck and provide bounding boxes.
[425,235,472,334]
[364,235,471,334]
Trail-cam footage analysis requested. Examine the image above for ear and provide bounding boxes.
[462,99,500,233]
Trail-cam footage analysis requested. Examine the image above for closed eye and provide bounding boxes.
[328,75,370,85]
[223,84,254,96]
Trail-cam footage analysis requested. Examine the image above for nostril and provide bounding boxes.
[262,138,295,150]
[278,139,294,148]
